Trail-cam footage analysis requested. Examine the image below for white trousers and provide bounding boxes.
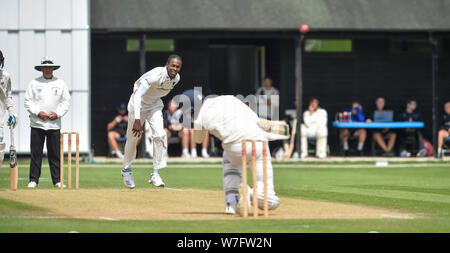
[222,140,280,210]
[301,124,328,157]
[123,100,167,170]
[0,109,7,166]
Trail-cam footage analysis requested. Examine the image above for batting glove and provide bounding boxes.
[8,113,17,128]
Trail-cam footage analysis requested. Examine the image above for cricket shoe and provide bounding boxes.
[54,182,66,188]
[236,183,253,217]
[27,181,37,188]
[121,168,135,189]
[225,202,238,215]
[149,173,165,187]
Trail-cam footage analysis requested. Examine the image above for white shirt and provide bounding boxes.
[194,96,266,144]
[303,108,327,128]
[24,76,71,130]
[255,86,279,119]
[130,67,180,119]
[0,69,14,114]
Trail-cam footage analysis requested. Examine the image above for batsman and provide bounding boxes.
[0,50,18,190]
[193,95,287,215]
[121,55,182,188]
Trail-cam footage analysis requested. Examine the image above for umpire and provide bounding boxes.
[24,57,71,188]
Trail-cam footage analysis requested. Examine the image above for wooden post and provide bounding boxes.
[252,140,258,217]
[295,36,305,155]
[262,141,268,217]
[241,140,248,218]
[76,132,80,189]
[68,134,72,189]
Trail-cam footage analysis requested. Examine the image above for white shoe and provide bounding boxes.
[54,182,66,188]
[300,153,307,159]
[116,150,124,159]
[149,173,165,187]
[400,150,411,157]
[416,148,427,157]
[225,202,238,214]
[121,168,135,189]
[181,150,191,158]
[317,154,326,159]
[201,149,210,158]
[191,149,197,158]
[28,181,37,188]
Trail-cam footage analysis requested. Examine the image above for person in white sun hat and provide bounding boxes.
[24,57,71,188]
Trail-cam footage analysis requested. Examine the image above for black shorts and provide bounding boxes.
[169,130,180,137]
[373,129,395,136]
[348,128,365,135]
[112,128,126,138]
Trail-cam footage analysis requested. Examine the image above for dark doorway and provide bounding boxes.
[208,45,265,96]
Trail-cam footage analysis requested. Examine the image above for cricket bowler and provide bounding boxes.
[193,95,284,215]
[121,54,182,188]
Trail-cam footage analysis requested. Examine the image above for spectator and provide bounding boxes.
[256,76,279,120]
[339,102,367,156]
[24,57,71,188]
[437,101,450,158]
[163,99,186,157]
[107,103,128,159]
[398,98,426,157]
[367,97,396,156]
[300,97,328,159]
[180,89,209,158]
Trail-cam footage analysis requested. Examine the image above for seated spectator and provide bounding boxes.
[437,101,450,158]
[107,103,128,159]
[367,97,396,156]
[398,98,426,157]
[339,102,367,156]
[256,76,279,120]
[163,99,186,157]
[300,97,328,159]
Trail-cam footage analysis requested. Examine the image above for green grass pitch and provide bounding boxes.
[1,160,450,233]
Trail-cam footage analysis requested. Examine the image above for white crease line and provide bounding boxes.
[164,187,185,191]
[99,216,120,221]
[380,214,414,219]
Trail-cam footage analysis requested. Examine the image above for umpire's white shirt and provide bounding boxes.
[24,76,71,130]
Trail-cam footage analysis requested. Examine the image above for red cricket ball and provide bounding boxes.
[299,24,309,34]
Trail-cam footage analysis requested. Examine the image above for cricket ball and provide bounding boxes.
[299,24,309,34]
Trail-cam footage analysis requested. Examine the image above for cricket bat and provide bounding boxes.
[10,127,18,191]
[284,118,297,160]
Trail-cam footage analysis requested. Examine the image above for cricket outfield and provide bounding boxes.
[1,160,450,233]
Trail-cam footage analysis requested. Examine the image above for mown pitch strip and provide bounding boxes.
[0,188,414,220]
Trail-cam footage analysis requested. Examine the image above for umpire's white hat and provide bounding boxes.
[34,56,60,71]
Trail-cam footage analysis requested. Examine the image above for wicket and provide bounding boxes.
[60,131,80,190]
[241,139,269,218]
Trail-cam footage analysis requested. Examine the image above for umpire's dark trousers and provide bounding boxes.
[29,127,61,185]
